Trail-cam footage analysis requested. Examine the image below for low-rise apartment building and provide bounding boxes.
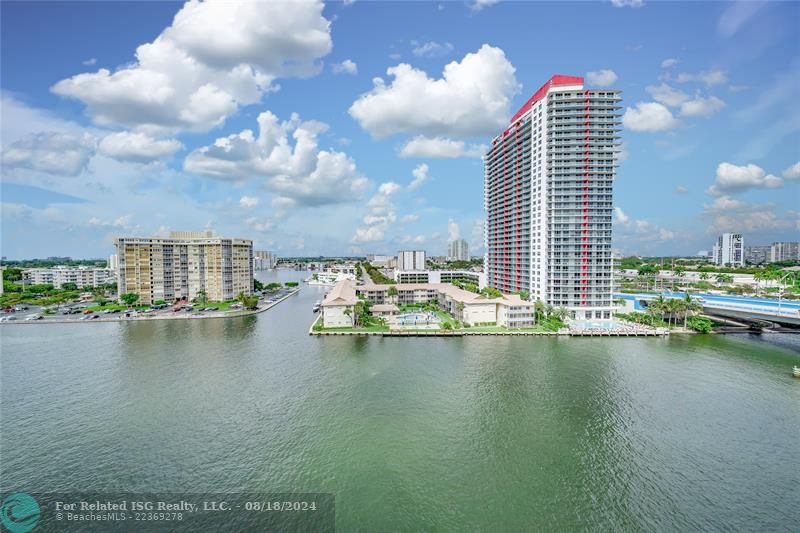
[23,266,115,289]
[321,280,537,328]
[320,279,358,327]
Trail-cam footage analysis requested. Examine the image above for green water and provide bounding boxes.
[1,271,798,531]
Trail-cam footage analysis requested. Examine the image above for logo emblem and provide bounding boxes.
[0,493,40,533]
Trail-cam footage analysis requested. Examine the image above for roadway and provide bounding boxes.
[615,292,800,326]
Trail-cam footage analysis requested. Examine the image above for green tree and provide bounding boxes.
[519,290,529,301]
[253,279,265,291]
[120,293,140,306]
[237,292,259,310]
[686,315,713,333]
[714,273,733,285]
[265,282,282,291]
[681,294,702,329]
[192,290,209,306]
[285,281,299,287]
[344,308,354,327]
[2,268,23,282]
[61,282,79,291]
[387,286,398,303]
[534,299,546,324]
[480,287,502,298]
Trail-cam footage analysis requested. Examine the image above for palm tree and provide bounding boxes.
[723,273,734,285]
[699,272,709,281]
[753,270,766,296]
[681,293,702,329]
[534,299,545,324]
[344,308,354,327]
[672,266,685,291]
[387,286,398,304]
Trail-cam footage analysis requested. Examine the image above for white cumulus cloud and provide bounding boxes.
[184,111,369,207]
[51,0,332,133]
[611,0,644,7]
[409,163,430,191]
[412,41,454,58]
[646,83,690,107]
[332,59,358,75]
[447,219,461,241]
[623,102,680,132]
[351,180,401,243]
[239,195,259,208]
[613,207,630,224]
[706,162,783,196]
[399,135,485,159]
[679,95,725,117]
[586,69,618,87]
[675,69,728,86]
[98,131,182,162]
[661,58,680,69]
[2,131,97,176]
[782,161,800,180]
[348,44,520,138]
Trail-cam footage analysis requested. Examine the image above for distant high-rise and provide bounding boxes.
[253,250,277,270]
[484,75,620,321]
[397,250,426,271]
[116,231,253,304]
[769,241,799,263]
[712,233,743,266]
[448,239,469,261]
[744,245,769,265]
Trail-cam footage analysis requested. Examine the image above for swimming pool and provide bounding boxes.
[394,312,437,325]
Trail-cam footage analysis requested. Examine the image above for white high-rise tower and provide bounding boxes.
[484,75,620,322]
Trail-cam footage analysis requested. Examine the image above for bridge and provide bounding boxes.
[615,292,800,327]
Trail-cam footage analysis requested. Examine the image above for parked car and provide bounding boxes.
[203,307,216,312]
[25,314,42,321]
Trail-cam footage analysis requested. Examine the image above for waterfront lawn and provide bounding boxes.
[317,324,391,333]
[86,303,148,312]
[198,300,238,311]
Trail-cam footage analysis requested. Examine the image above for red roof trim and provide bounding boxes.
[508,75,584,126]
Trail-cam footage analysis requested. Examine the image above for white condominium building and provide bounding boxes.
[394,269,486,290]
[712,233,743,267]
[448,239,470,261]
[23,266,116,289]
[397,250,426,271]
[484,75,620,321]
[115,231,253,305]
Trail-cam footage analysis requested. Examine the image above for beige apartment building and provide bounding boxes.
[115,231,253,305]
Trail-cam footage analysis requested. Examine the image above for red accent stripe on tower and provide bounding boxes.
[509,75,584,125]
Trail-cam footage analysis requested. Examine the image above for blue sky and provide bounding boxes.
[1,0,798,259]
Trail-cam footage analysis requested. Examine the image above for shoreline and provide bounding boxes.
[0,288,300,326]
[308,316,669,337]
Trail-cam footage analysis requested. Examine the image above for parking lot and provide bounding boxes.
[0,288,298,324]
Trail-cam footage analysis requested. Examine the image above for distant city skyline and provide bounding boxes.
[1,1,798,260]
